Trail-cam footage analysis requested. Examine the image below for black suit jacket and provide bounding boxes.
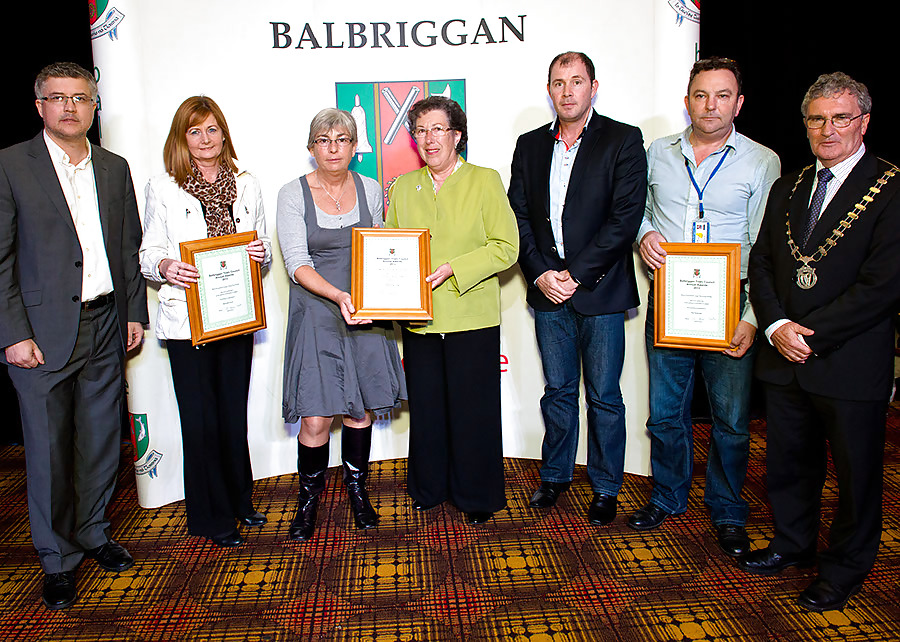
[508,110,647,314]
[748,151,900,401]
[0,132,148,371]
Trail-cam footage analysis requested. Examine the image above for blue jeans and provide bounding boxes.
[644,291,754,525]
[534,303,626,497]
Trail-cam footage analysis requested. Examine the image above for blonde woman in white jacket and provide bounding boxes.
[139,96,271,548]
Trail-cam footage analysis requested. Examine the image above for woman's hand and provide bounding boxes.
[425,262,453,289]
[246,239,266,263]
[335,291,372,325]
[159,258,199,288]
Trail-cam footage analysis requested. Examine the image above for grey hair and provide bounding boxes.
[34,62,98,101]
[801,72,872,117]
[307,108,357,149]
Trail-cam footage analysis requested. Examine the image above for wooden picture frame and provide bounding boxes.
[350,228,433,321]
[179,230,266,346]
[654,242,740,351]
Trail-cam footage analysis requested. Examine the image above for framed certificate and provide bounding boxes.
[350,228,433,321]
[654,243,740,351]
[179,231,266,346]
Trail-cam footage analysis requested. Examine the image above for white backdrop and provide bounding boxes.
[90,0,700,507]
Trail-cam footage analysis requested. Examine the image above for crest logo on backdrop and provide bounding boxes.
[129,413,164,478]
[89,0,125,40]
[336,79,466,209]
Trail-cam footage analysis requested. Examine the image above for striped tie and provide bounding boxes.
[801,168,833,248]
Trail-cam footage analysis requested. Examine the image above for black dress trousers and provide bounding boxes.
[166,334,255,537]
[402,325,505,513]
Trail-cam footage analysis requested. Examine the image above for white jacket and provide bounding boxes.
[139,171,272,340]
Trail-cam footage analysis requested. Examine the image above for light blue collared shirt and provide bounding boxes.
[640,125,781,326]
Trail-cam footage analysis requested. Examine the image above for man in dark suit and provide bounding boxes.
[743,72,900,612]
[0,62,147,609]
[508,51,647,525]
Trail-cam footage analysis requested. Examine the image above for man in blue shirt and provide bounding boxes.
[628,58,780,557]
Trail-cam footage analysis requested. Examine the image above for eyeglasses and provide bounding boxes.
[412,125,454,140]
[804,113,864,129]
[41,94,95,107]
[313,136,354,148]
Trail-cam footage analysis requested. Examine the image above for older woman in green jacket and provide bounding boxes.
[386,96,519,525]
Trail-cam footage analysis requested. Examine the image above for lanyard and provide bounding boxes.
[685,148,730,218]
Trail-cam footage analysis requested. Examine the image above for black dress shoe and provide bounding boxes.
[797,577,862,612]
[85,540,134,572]
[412,500,440,511]
[587,494,617,526]
[738,547,815,575]
[715,524,750,558]
[528,481,570,508]
[238,511,267,527]
[466,511,493,525]
[627,503,670,531]
[209,530,244,548]
[42,571,76,610]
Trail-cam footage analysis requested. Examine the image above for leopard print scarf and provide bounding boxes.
[183,160,237,237]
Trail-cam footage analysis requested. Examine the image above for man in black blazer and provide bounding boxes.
[508,51,647,525]
[0,62,147,609]
[743,72,900,612]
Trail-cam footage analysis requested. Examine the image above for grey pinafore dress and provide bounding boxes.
[282,172,406,423]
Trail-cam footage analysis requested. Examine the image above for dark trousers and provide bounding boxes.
[765,379,887,587]
[8,302,123,573]
[402,326,505,513]
[167,334,254,537]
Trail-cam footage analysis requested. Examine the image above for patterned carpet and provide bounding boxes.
[0,409,898,640]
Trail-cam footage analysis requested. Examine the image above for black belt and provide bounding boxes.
[82,292,115,311]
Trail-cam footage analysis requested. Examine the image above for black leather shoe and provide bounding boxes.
[209,530,244,548]
[42,571,76,610]
[738,547,815,575]
[715,524,750,558]
[587,494,617,526]
[627,503,670,531]
[85,540,134,572]
[238,511,267,527]
[797,577,861,612]
[528,481,570,508]
[466,511,493,525]
[412,500,440,511]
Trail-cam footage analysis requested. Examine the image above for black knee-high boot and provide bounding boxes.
[342,425,379,529]
[289,441,329,541]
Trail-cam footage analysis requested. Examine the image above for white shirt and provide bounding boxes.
[764,143,867,343]
[549,110,593,259]
[44,131,114,301]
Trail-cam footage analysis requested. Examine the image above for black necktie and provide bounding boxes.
[801,168,833,248]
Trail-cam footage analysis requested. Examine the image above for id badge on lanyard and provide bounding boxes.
[685,149,729,244]
[692,217,709,243]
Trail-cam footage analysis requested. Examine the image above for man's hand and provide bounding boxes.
[771,321,814,363]
[722,320,756,358]
[425,263,453,289]
[126,322,144,352]
[639,231,668,270]
[536,269,577,304]
[5,339,45,368]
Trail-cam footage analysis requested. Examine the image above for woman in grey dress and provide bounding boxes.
[277,108,406,540]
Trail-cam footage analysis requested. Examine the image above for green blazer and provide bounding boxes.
[386,160,519,333]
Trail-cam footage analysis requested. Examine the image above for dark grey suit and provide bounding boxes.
[0,132,148,573]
